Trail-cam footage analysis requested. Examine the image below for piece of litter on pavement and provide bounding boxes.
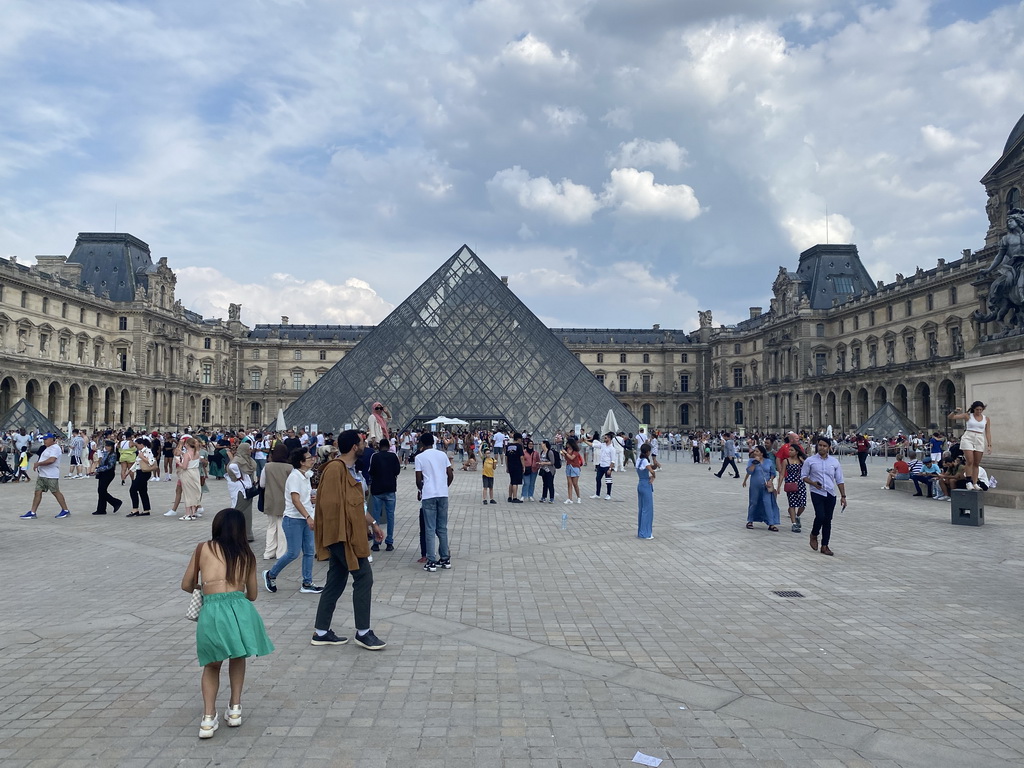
[678,705,686,710]
[632,751,663,767]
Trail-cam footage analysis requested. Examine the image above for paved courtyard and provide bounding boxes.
[1,450,1023,767]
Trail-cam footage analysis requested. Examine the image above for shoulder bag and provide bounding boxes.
[185,542,204,621]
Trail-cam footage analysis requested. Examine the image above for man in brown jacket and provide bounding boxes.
[310,429,386,649]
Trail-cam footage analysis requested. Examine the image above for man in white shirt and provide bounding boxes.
[20,434,72,519]
[415,432,454,572]
[592,433,616,500]
[67,429,86,478]
[492,430,507,465]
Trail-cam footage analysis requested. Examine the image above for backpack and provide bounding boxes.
[553,450,562,469]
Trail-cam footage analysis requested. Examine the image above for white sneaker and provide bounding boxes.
[590,494,601,499]
[604,494,612,500]
[576,498,582,504]
[224,705,241,727]
[150,477,159,482]
[563,499,573,504]
[966,482,976,491]
[199,713,218,739]
[164,509,177,516]
[196,507,204,517]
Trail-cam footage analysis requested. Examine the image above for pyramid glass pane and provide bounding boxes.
[283,246,638,437]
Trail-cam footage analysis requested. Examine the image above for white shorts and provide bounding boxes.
[930,452,943,463]
[960,431,986,453]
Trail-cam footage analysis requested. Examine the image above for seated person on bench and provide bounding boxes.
[910,456,941,497]
[881,455,911,490]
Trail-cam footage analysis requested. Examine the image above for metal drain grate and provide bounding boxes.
[772,590,805,598]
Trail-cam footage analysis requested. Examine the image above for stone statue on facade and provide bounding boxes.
[229,303,241,322]
[698,310,713,328]
[975,208,1024,331]
[986,190,1000,231]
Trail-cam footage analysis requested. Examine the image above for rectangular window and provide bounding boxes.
[117,347,128,371]
[833,276,855,293]
[202,363,212,384]
[77,341,85,362]
[61,302,67,319]
[96,312,101,327]
[596,374,604,386]
[926,294,934,311]
[869,310,875,326]
[118,316,128,331]
[733,367,743,387]
[292,372,303,390]
[294,350,302,361]
[250,370,261,390]
[597,353,604,363]
[950,286,958,305]
[618,374,628,392]
[201,399,211,422]
[734,342,741,353]
[619,353,627,364]
[815,353,827,376]
[642,353,650,363]
[42,297,49,314]
[252,349,260,359]
[839,319,844,334]
[80,308,86,323]
[642,374,651,393]
[203,337,211,350]
[905,299,912,317]
[853,316,859,331]
[21,291,27,309]
[681,353,688,363]
[59,337,68,358]
[39,334,49,355]
[680,374,689,392]
[319,350,327,361]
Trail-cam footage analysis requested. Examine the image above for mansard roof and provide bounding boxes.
[795,244,875,310]
[246,324,373,342]
[66,233,155,303]
[552,328,694,344]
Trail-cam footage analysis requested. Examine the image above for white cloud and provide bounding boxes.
[608,139,687,171]
[487,166,603,224]
[174,267,394,326]
[604,168,703,220]
[543,105,587,133]
[500,33,579,74]
[920,124,980,154]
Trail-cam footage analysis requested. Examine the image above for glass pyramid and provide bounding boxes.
[283,245,639,437]
[0,398,65,437]
[857,401,921,436]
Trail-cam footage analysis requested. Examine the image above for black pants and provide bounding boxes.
[314,543,373,631]
[541,470,555,500]
[418,506,426,557]
[810,492,837,546]
[857,452,868,476]
[595,465,610,495]
[911,474,935,496]
[96,470,119,512]
[716,457,739,477]
[692,446,700,463]
[129,470,151,511]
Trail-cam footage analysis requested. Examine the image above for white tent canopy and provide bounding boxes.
[275,408,287,431]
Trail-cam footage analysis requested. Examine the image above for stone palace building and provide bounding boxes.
[2,114,1023,435]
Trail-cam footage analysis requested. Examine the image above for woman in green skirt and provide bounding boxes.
[181,508,274,739]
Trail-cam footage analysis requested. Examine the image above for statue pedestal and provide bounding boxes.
[951,336,1024,508]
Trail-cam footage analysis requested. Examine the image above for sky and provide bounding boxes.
[2,0,1023,331]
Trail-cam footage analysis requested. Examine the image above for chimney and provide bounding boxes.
[500,276,508,285]
[652,323,660,331]
[749,307,762,319]
[281,316,289,325]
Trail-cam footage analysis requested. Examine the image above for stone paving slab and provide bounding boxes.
[0,455,1022,766]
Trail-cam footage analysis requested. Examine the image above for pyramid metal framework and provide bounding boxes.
[857,402,920,437]
[282,246,639,437]
[0,398,64,437]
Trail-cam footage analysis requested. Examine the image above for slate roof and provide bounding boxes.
[552,328,693,344]
[247,325,373,342]
[795,244,876,310]
[66,233,156,303]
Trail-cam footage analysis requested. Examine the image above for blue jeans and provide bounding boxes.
[269,515,314,584]
[522,472,537,499]
[421,496,449,563]
[371,492,396,545]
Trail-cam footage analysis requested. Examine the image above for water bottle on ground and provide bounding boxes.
[560,512,568,530]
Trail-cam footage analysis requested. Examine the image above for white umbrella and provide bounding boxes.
[601,409,619,435]
[275,408,287,431]
[445,417,469,426]
[425,416,449,430]
[67,420,73,435]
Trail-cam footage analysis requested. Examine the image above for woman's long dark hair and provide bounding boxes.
[210,508,256,585]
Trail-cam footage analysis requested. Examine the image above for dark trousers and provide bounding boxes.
[95,470,119,512]
[541,470,555,500]
[857,452,868,476]
[692,446,700,463]
[716,457,739,477]
[314,543,373,631]
[418,506,426,557]
[911,474,935,496]
[809,492,837,546]
[595,465,610,495]
[129,470,151,510]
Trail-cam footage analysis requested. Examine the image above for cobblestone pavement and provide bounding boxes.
[1,452,1022,767]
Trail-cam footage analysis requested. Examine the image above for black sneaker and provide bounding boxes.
[300,582,324,593]
[489,499,497,504]
[385,543,394,551]
[262,570,277,593]
[310,629,348,646]
[353,630,387,650]
[370,542,380,552]
[423,561,438,572]
[439,559,452,570]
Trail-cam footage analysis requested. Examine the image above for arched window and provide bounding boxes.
[734,401,744,425]
[680,403,690,425]
[642,353,650,363]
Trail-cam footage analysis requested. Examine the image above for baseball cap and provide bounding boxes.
[42,433,56,440]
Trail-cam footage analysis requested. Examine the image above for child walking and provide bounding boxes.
[481,450,497,504]
[180,508,274,739]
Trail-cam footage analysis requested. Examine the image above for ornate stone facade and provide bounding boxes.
[3,116,1022,434]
